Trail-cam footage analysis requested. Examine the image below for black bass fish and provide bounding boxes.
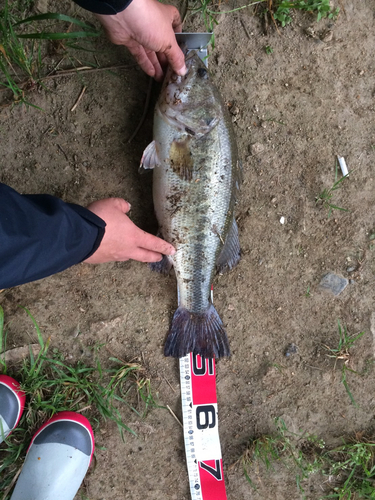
[141,49,241,358]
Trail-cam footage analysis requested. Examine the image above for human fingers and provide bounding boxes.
[129,43,164,81]
[128,247,165,263]
[160,5,185,75]
[157,51,168,71]
[87,198,131,216]
[145,49,164,81]
[112,197,131,213]
[168,4,183,33]
[135,229,176,256]
[163,35,186,76]
[127,43,157,78]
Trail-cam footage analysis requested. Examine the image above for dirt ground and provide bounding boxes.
[1,0,375,498]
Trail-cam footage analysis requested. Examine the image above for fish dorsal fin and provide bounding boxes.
[140,140,160,172]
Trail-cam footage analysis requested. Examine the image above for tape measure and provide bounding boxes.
[178,286,227,499]
[179,353,227,499]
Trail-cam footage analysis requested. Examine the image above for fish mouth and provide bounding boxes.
[163,49,206,97]
[165,49,199,85]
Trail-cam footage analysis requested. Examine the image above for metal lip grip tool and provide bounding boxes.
[175,33,213,67]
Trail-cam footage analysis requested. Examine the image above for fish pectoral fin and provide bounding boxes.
[216,218,241,274]
[139,140,160,172]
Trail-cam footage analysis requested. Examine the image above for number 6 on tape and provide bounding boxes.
[179,353,227,500]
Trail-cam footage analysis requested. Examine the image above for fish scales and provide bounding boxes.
[141,50,241,358]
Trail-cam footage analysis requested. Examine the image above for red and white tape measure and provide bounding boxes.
[178,286,227,499]
[179,353,227,499]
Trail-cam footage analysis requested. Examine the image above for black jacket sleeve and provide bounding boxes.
[72,0,133,15]
[0,183,106,289]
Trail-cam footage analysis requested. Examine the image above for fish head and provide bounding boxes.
[157,50,221,138]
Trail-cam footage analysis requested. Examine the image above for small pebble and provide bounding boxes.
[319,273,348,296]
[285,343,298,357]
[230,106,240,116]
[321,30,333,42]
[250,142,264,155]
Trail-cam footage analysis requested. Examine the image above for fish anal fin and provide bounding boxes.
[216,218,241,274]
[164,304,230,359]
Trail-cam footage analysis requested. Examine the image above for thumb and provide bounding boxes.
[164,36,186,76]
[112,198,131,213]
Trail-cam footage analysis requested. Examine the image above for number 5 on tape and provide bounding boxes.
[179,353,227,500]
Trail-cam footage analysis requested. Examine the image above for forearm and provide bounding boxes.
[0,184,105,289]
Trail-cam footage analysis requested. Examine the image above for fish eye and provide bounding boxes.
[197,67,208,78]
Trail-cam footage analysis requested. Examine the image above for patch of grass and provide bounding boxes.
[326,434,375,499]
[0,1,99,105]
[240,419,375,499]
[0,1,37,104]
[270,0,340,27]
[322,320,364,407]
[0,306,157,498]
[315,161,350,217]
[187,0,265,48]
[265,44,273,54]
[240,417,324,495]
[14,13,100,39]
[189,0,339,52]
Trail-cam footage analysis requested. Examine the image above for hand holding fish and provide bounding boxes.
[95,0,186,81]
[84,198,176,264]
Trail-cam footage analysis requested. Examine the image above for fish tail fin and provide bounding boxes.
[164,304,230,359]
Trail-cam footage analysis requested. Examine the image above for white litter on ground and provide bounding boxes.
[337,155,349,176]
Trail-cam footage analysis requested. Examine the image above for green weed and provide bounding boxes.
[265,45,273,54]
[325,435,375,499]
[15,12,100,40]
[241,417,324,495]
[315,161,350,217]
[187,0,264,48]
[0,1,37,103]
[241,419,375,498]
[271,0,340,27]
[0,1,99,105]
[0,306,157,498]
[189,0,339,53]
[322,320,364,407]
